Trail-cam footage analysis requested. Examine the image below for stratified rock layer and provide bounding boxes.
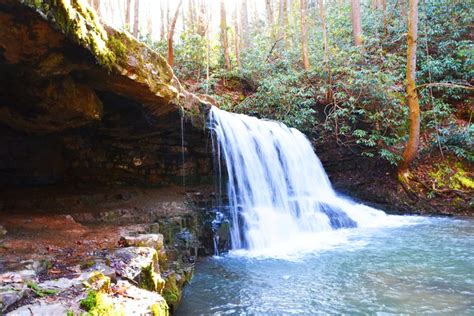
[0,0,212,188]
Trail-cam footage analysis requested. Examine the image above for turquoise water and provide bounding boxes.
[177,217,474,315]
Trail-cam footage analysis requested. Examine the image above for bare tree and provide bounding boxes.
[125,0,132,30]
[189,0,197,32]
[278,0,289,41]
[220,0,231,70]
[318,0,332,101]
[233,3,241,69]
[90,0,100,14]
[132,0,140,37]
[197,0,207,36]
[240,0,250,48]
[300,0,310,70]
[160,1,166,40]
[398,0,420,180]
[350,0,363,46]
[146,0,153,38]
[181,1,186,33]
[168,0,183,66]
[265,0,274,27]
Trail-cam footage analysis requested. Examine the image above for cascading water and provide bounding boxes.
[209,106,397,254]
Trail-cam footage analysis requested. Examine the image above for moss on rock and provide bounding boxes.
[80,289,123,316]
[24,0,115,69]
[429,161,474,191]
[139,265,165,293]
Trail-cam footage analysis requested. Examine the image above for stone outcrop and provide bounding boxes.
[0,210,202,314]
[0,0,212,189]
[0,0,207,131]
[0,2,219,314]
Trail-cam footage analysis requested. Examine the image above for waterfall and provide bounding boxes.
[209,106,393,253]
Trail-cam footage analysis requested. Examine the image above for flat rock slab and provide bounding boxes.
[110,247,159,281]
[120,233,164,250]
[7,302,68,316]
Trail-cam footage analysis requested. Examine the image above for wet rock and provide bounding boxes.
[161,264,194,314]
[120,234,164,250]
[319,202,357,229]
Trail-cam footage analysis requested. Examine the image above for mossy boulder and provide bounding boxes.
[109,247,165,293]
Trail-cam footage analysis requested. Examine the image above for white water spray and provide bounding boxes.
[209,106,405,254]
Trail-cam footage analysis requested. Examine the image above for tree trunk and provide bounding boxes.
[166,1,171,34]
[318,0,332,101]
[350,0,363,46]
[160,2,165,40]
[189,0,196,32]
[233,4,241,69]
[168,0,183,67]
[91,0,100,14]
[397,0,406,19]
[132,0,140,38]
[146,0,153,38]
[265,0,274,27]
[300,0,310,70]
[398,0,420,179]
[382,0,387,35]
[181,2,186,33]
[125,0,132,29]
[220,0,231,70]
[197,0,207,36]
[240,0,250,48]
[278,0,288,41]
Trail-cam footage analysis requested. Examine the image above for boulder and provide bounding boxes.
[0,285,28,313]
[109,247,165,293]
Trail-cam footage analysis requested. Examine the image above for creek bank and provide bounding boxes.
[316,141,472,216]
[0,186,218,314]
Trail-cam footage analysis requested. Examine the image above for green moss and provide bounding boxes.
[26,281,59,297]
[162,289,178,306]
[162,274,181,309]
[151,301,169,316]
[458,175,474,189]
[429,161,474,191]
[80,290,98,312]
[80,290,122,316]
[81,260,95,270]
[139,265,165,292]
[24,0,116,69]
[108,35,127,59]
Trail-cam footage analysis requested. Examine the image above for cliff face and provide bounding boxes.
[0,2,216,314]
[0,0,212,188]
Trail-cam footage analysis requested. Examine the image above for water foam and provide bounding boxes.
[209,106,418,256]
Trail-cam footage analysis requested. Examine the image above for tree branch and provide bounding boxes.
[417,82,474,91]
